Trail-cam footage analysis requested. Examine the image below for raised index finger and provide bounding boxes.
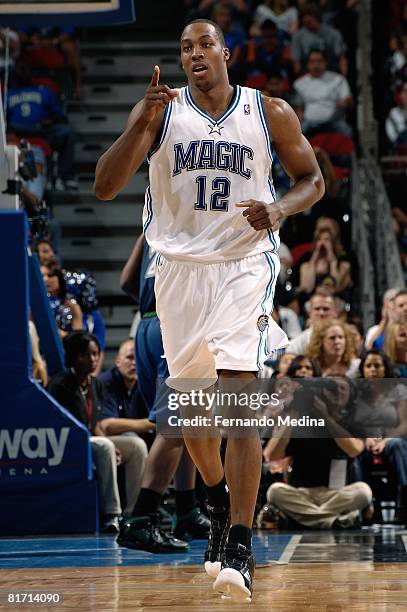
[150,65,160,87]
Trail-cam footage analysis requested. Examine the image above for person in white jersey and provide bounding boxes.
[94,19,324,603]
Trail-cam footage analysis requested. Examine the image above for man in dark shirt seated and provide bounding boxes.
[263,383,373,529]
[98,338,154,433]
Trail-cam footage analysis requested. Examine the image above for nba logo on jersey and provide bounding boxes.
[244,104,251,115]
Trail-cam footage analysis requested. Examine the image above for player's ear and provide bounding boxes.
[223,47,230,62]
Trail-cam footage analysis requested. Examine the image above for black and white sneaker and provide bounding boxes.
[204,504,230,578]
[213,542,255,602]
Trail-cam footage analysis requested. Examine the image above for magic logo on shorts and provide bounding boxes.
[257,314,269,332]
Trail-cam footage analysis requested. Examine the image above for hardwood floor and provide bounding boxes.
[1,563,406,611]
[0,528,406,611]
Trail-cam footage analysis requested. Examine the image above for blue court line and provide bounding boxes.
[0,534,292,569]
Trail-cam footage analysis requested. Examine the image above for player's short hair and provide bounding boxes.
[184,19,226,48]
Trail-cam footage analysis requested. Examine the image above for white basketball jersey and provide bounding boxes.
[143,85,280,263]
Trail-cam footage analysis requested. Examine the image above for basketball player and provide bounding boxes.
[94,19,324,602]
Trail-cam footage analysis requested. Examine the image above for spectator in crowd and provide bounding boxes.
[64,270,106,375]
[385,81,407,153]
[386,30,407,86]
[305,274,347,322]
[355,350,407,525]
[190,0,250,27]
[20,27,82,98]
[347,320,364,356]
[36,238,58,267]
[293,49,353,137]
[251,0,298,36]
[393,289,407,319]
[264,378,373,529]
[98,339,153,428]
[262,69,290,99]
[246,19,293,83]
[369,290,407,351]
[290,216,348,287]
[287,289,338,355]
[212,3,245,82]
[286,354,321,378]
[299,227,352,295]
[6,62,78,191]
[47,331,148,532]
[35,240,106,371]
[314,216,346,252]
[305,318,359,377]
[365,288,398,350]
[40,265,83,338]
[292,4,347,75]
[314,272,337,295]
[384,318,407,377]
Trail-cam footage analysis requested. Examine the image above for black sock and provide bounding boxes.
[228,524,252,550]
[204,476,229,509]
[175,489,197,517]
[131,488,162,517]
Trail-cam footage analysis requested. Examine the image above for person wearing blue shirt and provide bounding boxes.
[98,339,151,424]
[7,62,77,190]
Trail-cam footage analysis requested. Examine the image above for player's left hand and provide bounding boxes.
[236,200,283,231]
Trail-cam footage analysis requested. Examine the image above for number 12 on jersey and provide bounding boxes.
[194,176,231,212]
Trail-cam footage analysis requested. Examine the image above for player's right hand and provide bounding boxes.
[141,65,178,123]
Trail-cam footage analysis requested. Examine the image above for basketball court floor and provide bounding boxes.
[1,526,407,610]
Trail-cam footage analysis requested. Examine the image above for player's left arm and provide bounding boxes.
[237,97,325,231]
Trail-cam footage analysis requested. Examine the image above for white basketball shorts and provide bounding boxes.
[154,251,288,391]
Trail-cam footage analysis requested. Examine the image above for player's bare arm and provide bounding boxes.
[237,96,325,231]
[93,66,178,200]
[120,234,144,300]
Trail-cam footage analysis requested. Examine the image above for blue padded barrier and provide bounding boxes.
[0,211,98,535]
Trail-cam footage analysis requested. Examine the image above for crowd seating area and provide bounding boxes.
[2,0,407,536]
[378,0,407,285]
